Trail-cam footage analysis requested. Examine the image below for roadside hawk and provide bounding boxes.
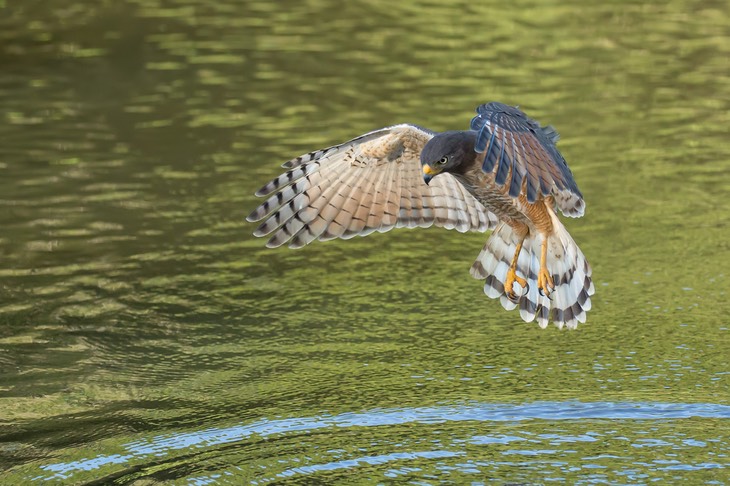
[247,102,594,329]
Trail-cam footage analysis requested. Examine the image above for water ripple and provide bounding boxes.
[32,401,730,481]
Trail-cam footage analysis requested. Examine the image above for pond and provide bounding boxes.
[1,0,729,483]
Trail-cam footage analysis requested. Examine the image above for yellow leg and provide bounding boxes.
[504,237,528,300]
[538,237,555,297]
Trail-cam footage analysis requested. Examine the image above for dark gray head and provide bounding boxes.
[421,130,478,185]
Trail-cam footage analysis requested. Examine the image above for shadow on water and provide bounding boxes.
[30,401,730,483]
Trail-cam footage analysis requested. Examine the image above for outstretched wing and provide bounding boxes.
[247,124,499,249]
[470,102,585,217]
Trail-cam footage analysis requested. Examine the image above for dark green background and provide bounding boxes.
[1,0,729,483]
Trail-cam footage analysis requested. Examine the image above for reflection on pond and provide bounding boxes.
[35,401,730,483]
[1,0,730,483]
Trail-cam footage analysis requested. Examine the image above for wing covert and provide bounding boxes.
[470,102,585,217]
[247,124,499,249]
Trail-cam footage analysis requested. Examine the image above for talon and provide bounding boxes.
[505,267,527,301]
[504,234,528,301]
[537,236,555,299]
[537,267,555,299]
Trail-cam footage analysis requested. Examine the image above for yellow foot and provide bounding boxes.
[538,267,555,298]
[538,235,555,299]
[505,268,528,300]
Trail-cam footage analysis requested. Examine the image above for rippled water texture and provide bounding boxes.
[1,0,729,483]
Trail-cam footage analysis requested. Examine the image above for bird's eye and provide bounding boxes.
[437,156,449,165]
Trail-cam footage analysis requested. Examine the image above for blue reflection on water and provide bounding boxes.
[273,450,461,481]
[33,401,730,481]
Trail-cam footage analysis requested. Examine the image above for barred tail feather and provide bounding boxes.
[470,219,594,329]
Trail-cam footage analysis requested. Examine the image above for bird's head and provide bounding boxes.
[420,131,477,185]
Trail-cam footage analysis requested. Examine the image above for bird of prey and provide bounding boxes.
[247,102,594,329]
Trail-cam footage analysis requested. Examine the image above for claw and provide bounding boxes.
[505,267,527,301]
[537,267,555,299]
[537,236,555,299]
[504,235,528,302]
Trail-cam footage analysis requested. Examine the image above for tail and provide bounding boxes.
[470,218,594,329]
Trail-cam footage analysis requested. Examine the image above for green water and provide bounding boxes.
[1,0,729,483]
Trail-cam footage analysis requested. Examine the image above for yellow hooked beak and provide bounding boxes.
[423,164,441,185]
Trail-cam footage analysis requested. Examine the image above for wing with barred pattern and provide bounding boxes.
[247,124,499,249]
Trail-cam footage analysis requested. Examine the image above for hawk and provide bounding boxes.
[247,102,594,329]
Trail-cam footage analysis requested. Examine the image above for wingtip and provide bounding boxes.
[254,185,273,197]
[246,204,269,222]
[252,222,271,237]
[265,238,285,249]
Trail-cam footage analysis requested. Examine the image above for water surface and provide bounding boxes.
[1,0,729,483]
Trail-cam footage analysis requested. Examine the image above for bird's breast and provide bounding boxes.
[453,170,532,227]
